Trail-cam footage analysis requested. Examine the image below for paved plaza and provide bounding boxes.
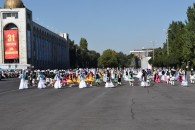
[0,79,195,130]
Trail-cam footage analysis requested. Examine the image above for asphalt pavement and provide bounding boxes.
[0,78,195,130]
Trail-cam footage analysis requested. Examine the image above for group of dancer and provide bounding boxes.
[137,67,195,87]
[18,68,123,90]
[18,67,195,90]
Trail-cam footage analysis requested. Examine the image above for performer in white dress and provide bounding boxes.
[19,70,28,90]
[103,72,107,83]
[54,71,62,89]
[37,72,46,89]
[141,69,147,87]
[117,71,122,85]
[181,70,188,86]
[79,72,87,89]
[136,70,142,81]
[105,69,115,88]
[190,69,195,84]
[169,74,175,86]
[161,70,165,81]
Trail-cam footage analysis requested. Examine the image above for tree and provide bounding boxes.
[69,39,77,68]
[98,49,118,67]
[87,50,100,68]
[117,52,128,68]
[79,38,88,51]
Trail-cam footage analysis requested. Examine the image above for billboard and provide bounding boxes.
[4,30,19,59]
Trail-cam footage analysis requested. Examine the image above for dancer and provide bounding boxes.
[79,70,87,89]
[19,70,28,90]
[54,71,62,89]
[117,71,122,85]
[105,69,115,88]
[161,70,165,81]
[129,71,134,86]
[181,69,188,87]
[141,69,147,87]
[95,70,101,86]
[37,72,46,89]
[190,69,195,84]
[169,73,175,86]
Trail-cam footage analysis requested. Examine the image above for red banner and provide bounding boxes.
[4,30,19,59]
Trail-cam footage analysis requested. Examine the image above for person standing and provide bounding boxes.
[141,69,147,87]
[37,72,46,89]
[129,71,134,86]
[117,71,122,85]
[95,70,101,86]
[79,70,87,89]
[54,71,62,89]
[105,69,115,88]
[19,70,28,90]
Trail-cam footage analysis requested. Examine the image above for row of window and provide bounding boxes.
[3,12,18,19]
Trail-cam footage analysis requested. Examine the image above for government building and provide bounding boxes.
[0,0,70,70]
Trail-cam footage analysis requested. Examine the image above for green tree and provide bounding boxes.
[117,52,128,68]
[184,3,195,67]
[79,38,88,51]
[87,50,100,68]
[98,49,118,67]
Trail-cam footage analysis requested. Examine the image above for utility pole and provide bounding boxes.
[167,29,171,56]
[150,41,155,60]
[153,41,155,60]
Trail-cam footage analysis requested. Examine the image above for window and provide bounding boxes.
[3,12,18,19]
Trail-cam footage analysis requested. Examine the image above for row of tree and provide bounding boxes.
[149,3,195,69]
[69,38,138,68]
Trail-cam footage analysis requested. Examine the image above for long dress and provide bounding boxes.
[54,74,62,89]
[141,71,147,87]
[181,71,188,86]
[117,72,122,85]
[190,74,195,84]
[79,74,87,89]
[103,74,107,83]
[105,72,114,88]
[19,73,28,90]
[37,74,46,89]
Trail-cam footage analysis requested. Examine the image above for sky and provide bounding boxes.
[1,0,195,54]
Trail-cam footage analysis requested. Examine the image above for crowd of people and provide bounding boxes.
[18,68,123,90]
[0,70,20,80]
[1,67,195,90]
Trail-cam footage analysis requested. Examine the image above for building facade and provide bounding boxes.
[0,0,70,70]
[130,49,153,69]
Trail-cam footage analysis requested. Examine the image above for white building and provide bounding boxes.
[0,0,70,70]
[130,49,153,69]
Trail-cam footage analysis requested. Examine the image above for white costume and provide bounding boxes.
[181,71,188,87]
[169,75,175,86]
[79,73,87,89]
[103,74,107,83]
[37,73,46,89]
[105,72,115,88]
[19,71,28,90]
[190,74,195,84]
[54,73,62,89]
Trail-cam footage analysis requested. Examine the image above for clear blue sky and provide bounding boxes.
[1,0,194,54]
